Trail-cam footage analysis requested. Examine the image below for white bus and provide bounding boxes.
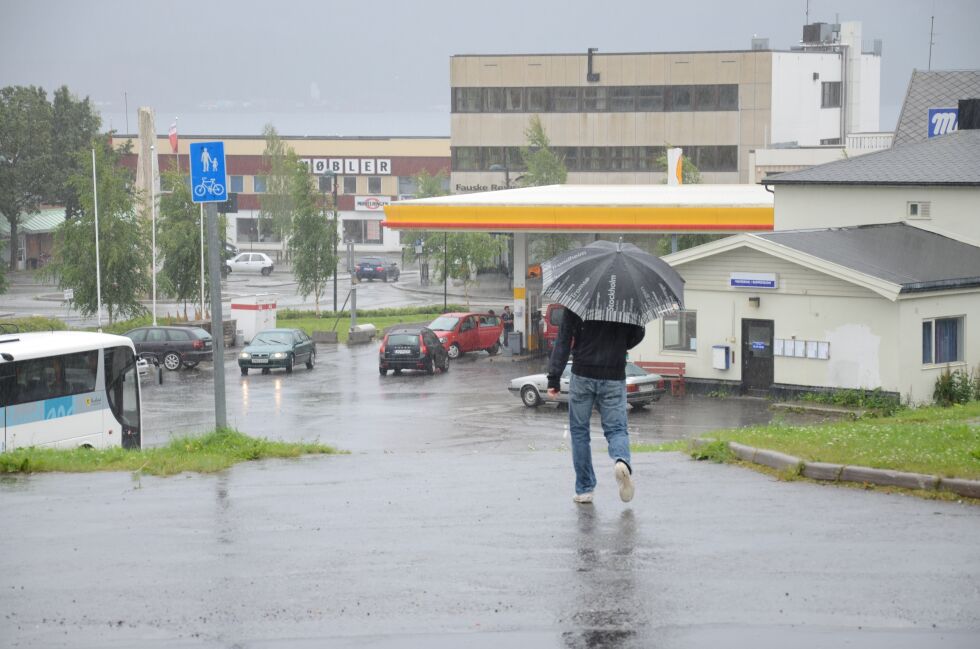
[0,331,142,452]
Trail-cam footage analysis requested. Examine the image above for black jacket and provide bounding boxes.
[547,309,645,390]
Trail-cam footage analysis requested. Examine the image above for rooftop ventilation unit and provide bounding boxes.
[751,37,769,50]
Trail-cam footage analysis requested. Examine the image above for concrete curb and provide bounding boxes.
[692,439,980,500]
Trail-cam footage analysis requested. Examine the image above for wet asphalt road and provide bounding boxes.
[3,346,980,647]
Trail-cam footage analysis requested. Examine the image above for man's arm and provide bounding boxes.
[547,310,579,391]
[626,323,645,350]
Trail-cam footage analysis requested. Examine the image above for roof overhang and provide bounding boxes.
[383,184,774,233]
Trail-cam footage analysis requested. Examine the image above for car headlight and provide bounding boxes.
[271,352,286,359]
[239,352,251,359]
[439,337,447,343]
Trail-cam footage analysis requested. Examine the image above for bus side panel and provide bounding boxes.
[6,392,108,451]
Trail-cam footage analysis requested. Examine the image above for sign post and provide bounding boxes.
[190,141,228,430]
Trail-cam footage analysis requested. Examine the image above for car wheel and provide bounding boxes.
[448,343,461,359]
[424,356,434,375]
[261,267,272,276]
[393,368,402,375]
[306,352,315,370]
[183,361,199,370]
[379,367,388,376]
[285,354,294,374]
[241,367,248,376]
[631,402,648,411]
[521,385,541,407]
[163,351,182,371]
[441,356,450,372]
[487,342,500,356]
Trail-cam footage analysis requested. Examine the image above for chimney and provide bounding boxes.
[957,98,980,130]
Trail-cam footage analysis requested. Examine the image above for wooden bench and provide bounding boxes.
[636,361,686,396]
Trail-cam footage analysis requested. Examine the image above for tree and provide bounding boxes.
[157,162,209,317]
[288,158,336,315]
[0,86,52,271]
[49,86,101,220]
[259,124,294,249]
[519,115,574,262]
[46,137,150,323]
[423,232,505,306]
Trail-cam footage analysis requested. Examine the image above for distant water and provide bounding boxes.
[100,110,450,138]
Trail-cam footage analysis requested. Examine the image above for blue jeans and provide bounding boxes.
[568,373,631,495]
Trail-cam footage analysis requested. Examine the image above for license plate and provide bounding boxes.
[252,358,268,363]
[639,385,653,392]
[394,349,411,355]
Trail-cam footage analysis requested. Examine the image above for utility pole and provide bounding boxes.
[207,202,227,429]
[928,16,935,71]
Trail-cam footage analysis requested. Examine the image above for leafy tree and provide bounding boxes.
[518,115,567,187]
[423,232,505,306]
[46,137,150,323]
[49,86,101,219]
[259,124,294,249]
[0,85,52,271]
[288,158,336,315]
[656,147,702,185]
[157,162,215,318]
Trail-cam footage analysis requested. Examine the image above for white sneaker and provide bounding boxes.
[615,461,634,503]
[573,492,594,504]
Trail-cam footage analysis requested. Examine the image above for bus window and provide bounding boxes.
[9,351,98,405]
[104,346,141,449]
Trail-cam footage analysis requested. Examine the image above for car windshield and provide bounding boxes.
[253,332,292,345]
[625,362,648,377]
[387,334,419,346]
[360,258,383,266]
[428,316,459,331]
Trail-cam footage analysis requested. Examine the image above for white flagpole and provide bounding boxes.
[92,148,103,331]
[200,203,205,317]
[151,144,158,326]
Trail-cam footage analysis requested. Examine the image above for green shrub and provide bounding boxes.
[800,387,901,415]
[0,316,68,333]
[690,440,733,463]
[934,366,979,407]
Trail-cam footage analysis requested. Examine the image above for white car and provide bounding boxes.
[508,361,666,408]
[225,252,274,276]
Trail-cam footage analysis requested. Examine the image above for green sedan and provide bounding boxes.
[239,328,316,375]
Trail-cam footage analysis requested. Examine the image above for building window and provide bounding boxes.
[504,88,523,112]
[907,201,931,219]
[608,147,635,171]
[819,137,842,145]
[666,85,693,111]
[454,87,482,112]
[343,219,383,245]
[230,175,244,193]
[663,310,697,352]
[610,87,635,112]
[343,176,356,194]
[368,176,382,194]
[922,317,963,364]
[553,87,580,112]
[717,84,739,110]
[636,86,665,111]
[485,87,506,112]
[452,147,482,172]
[821,81,841,108]
[398,176,418,196]
[526,87,549,112]
[694,85,718,111]
[253,176,267,193]
[582,87,607,111]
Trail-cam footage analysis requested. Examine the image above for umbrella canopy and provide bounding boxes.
[541,240,684,326]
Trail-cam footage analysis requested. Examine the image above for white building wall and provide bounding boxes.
[856,54,881,133]
[774,185,980,244]
[897,290,980,404]
[770,52,843,146]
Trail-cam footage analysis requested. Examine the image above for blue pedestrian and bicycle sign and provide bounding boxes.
[189,141,227,203]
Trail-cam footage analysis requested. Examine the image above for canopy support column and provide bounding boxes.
[512,232,527,349]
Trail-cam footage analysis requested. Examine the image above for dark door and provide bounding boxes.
[741,319,774,394]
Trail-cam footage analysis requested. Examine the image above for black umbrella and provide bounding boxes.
[541,240,684,326]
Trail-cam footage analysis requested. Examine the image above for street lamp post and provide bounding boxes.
[320,172,339,312]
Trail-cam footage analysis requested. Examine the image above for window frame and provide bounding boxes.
[821,81,842,108]
[662,310,698,353]
[922,316,964,365]
[367,176,382,194]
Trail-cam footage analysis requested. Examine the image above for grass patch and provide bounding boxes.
[688,440,734,463]
[0,428,341,476]
[797,387,902,416]
[702,401,980,479]
[284,313,450,343]
[631,439,688,453]
[0,315,68,333]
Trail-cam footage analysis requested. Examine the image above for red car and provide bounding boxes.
[428,312,503,359]
[541,303,566,352]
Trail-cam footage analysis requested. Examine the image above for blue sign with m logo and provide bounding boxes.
[928,108,958,138]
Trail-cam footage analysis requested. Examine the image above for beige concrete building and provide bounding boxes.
[450,22,880,189]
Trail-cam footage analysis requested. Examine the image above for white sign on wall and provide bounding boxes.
[314,159,390,175]
[730,272,778,289]
[355,196,392,211]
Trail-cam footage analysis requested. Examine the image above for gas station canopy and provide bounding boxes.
[383,184,774,234]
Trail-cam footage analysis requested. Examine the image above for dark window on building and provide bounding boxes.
[580,147,606,171]
[694,85,718,111]
[504,88,523,112]
[452,147,482,172]
[527,87,549,112]
[562,147,579,171]
[923,317,963,364]
[343,176,356,194]
[609,87,635,112]
[368,176,382,194]
[398,176,418,196]
[715,146,738,172]
[718,84,739,110]
[230,175,244,193]
[636,86,665,111]
[636,146,664,170]
[253,176,267,193]
[819,137,842,145]
[454,87,482,112]
[666,85,693,111]
[553,87,580,112]
[582,87,608,111]
[821,81,841,108]
[485,87,505,112]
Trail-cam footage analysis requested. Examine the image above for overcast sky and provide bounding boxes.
[2,0,977,136]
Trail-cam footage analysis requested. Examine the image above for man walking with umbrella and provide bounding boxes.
[542,240,683,504]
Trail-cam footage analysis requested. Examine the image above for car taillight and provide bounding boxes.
[626,384,639,394]
[379,336,387,355]
[419,335,427,356]
[192,339,204,350]
[376,266,384,272]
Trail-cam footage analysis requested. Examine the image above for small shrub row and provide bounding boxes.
[277,304,468,320]
[934,365,980,407]
[800,387,902,415]
[0,316,68,334]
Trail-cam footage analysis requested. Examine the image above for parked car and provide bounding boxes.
[238,328,316,375]
[508,361,666,408]
[428,312,503,359]
[223,241,239,260]
[225,252,274,276]
[541,303,566,352]
[378,326,449,375]
[355,257,399,282]
[123,325,213,371]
